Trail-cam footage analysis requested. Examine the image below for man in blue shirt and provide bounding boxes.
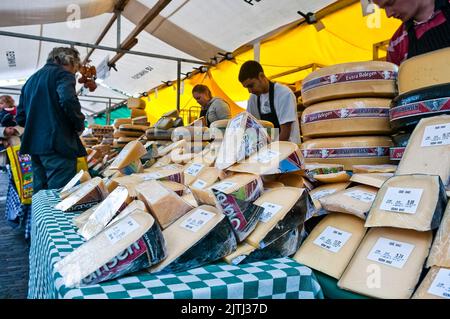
[17,47,87,193]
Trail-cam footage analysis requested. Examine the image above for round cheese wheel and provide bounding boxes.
[398,47,450,94]
[301,98,392,138]
[146,128,174,140]
[301,61,398,106]
[127,97,145,109]
[113,118,132,128]
[390,83,450,132]
[301,136,393,170]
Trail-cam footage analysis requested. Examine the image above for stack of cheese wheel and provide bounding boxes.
[389,48,450,160]
[300,61,397,170]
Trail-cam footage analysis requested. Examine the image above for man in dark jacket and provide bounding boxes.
[16,47,87,193]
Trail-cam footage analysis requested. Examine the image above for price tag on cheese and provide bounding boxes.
[427,268,450,299]
[105,217,139,244]
[185,163,204,177]
[313,226,352,253]
[180,209,215,232]
[344,190,376,203]
[379,187,423,214]
[192,179,207,189]
[256,150,280,164]
[367,237,414,269]
[421,124,450,147]
[212,181,237,192]
[142,172,163,181]
[259,202,283,223]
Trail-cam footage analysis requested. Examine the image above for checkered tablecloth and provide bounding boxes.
[28,189,323,299]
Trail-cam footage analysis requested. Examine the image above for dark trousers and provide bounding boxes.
[31,153,77,194]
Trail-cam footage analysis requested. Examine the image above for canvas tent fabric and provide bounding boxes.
[0,0,400,122]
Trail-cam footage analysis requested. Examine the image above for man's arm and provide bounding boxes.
[279,122,293,141]
[56,70,86,133]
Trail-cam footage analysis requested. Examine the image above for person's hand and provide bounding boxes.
[4,127,17,136]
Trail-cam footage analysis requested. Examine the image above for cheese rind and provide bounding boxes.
[301,61,398,106]
[294,213,367,279]
[337,227,433,299]
[365,175,447,231]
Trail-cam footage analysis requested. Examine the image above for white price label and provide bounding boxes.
[192,179,207,189]
[105,217,139,244]
[367,237,415,269]
[212,181,237,192]
[344,190,376,203]
[311,189,337,200]
[421,124,450,147]
[259,202,283,223]
[256,150,280,164]
[180,209,215,232]
[142,172,163,181]
[313,226,352,253]
[185,163,204,177]
[379,187,423,214]
[427,268,450,299]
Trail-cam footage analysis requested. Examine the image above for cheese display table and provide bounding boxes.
[28,190,323,299]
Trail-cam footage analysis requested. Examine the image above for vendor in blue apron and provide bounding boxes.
[238,60,301,144]
[373,0,450,65]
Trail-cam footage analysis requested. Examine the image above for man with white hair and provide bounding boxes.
[16,47,87,193]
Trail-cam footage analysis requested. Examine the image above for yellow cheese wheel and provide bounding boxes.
[301,61,398,106]
[301,98,392,138]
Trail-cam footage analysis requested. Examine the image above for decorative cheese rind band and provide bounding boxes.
[303,107,389,124]
[390,147,405,161]
[303,147,390,159]
[302,71,397,92]
[390,97,450,120]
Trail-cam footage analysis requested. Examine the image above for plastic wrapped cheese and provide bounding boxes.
[412,267,450,299]
[301,98,391,137]
[426,202,450,268]
[301,61,398,106]
[55,177,108,212]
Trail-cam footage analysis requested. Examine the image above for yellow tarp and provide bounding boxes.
[143,2,401,121]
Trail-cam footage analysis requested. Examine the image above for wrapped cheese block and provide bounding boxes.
[301,98,391,138]
[136,180,193,229]
[294,213,367,279]
[60,170,91,197]
[55,177,108,212]
[338,227,432,299]
[215,112,270,170]
[228,141,304,175]
[149,205,236,274]
[412,267,450,299]
[301,61,398,106]
[57,210,166,287]
[109,140,146,174]
[365,175,447,231]
[426,202,450,268]
[396,115,450,190]
[398,47,450,94]
[301,136,393,170]
[350,173,393,188]
[313,171,351,184]
[319,185,378,220]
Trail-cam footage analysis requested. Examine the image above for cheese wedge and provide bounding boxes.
[350,173,393,188]
[109,200,147,225]
[426,202,450,268]
[301,136,393,170]
[301,98,391,137]
[396,115,450,190]
[60,170,91,196]
[223,243,256,265]
[73,203,99,229]
[313,171,351,184]
[319,185,378,220]
[109,140,146,171]
[365,175,447,231]
[412,267,450,299]
[149,205,237,274]
[55,177,108,212]
[181,192,198,208]
[127,97,145,109]
[309,182,351,212]
[352,164,397,173]
[301,61,398,106]
[338,227,432,299]
[136,180,193,229]
[246,187,308,249]
[55,210,166,287]
[294,213,367,279]
[188,166,225,189]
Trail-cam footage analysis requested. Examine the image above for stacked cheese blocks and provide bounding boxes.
[300,61,398,171]
[389,47,450,162]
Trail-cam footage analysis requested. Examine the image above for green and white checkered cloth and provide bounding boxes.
[28,190,323,299]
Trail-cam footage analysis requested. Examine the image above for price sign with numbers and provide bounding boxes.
[185,163,204,177]
[313,226,352,253]
[379,187,423,214]
[180,209,215,232]
[367,237,415,269]
[421,124,450,147]
[105,217,139,245]
[259,202,283,223]
[428,268,450,299]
